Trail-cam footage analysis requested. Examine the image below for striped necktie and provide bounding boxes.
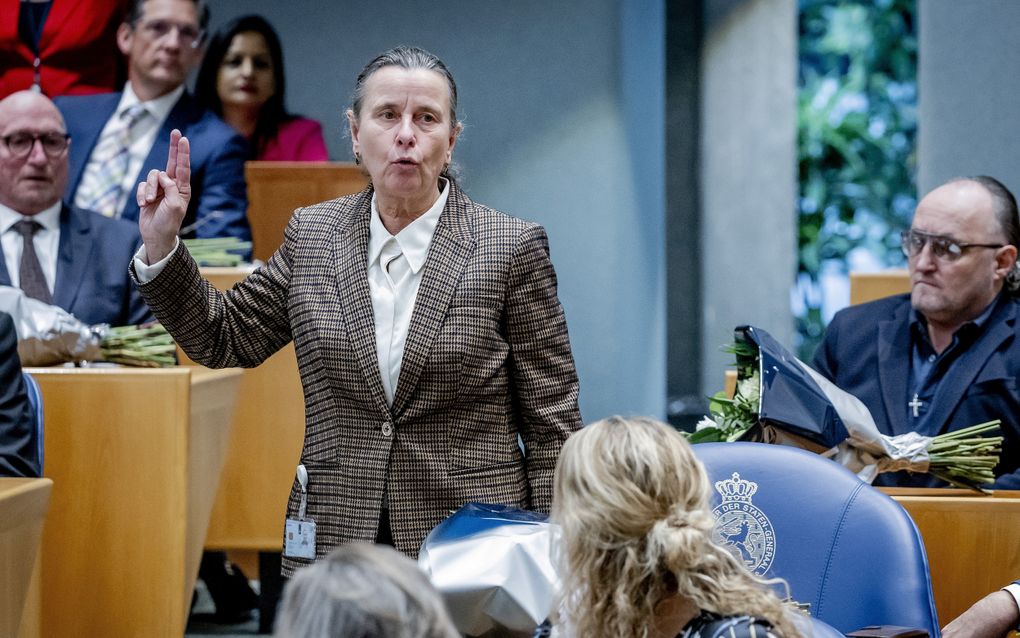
[12,219,51,304]
[75,104,149,217]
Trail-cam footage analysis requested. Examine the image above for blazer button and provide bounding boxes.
[381,421,393,437]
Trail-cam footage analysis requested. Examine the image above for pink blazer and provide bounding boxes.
[258,117,329,161]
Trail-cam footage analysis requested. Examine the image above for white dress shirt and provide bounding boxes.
[367,180,449,405]
[0,201,61,294]
[74,83,184,217]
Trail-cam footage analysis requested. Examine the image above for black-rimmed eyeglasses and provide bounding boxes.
[900,229,1004,262]
[1,131,70,158]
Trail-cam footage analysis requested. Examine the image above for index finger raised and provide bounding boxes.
[166,129,182,178]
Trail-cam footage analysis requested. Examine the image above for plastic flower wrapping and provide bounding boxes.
[695,325,1002,492]
[419,503,558,637]
[1,285,175,367]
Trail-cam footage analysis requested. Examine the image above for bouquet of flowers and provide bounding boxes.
[1,286,175,367]
[694,325,1002,492]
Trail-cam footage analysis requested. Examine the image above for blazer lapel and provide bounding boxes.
[0,240,10,286]
[925,298,1015,435]
[334,189,390,415]
[51,205,90,313]
[391,184,475,416]
[877,303,912,435]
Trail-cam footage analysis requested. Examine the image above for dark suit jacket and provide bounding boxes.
[0,311,39,477]
[134,181,582,573]
[812,293,1020,489]
[0,204,152,326]
[55,91,251,250]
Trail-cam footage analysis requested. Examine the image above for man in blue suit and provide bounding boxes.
[813,176,1020,489]
[0,311,39,478]
[0,90,152,327]
[55,0,250,251]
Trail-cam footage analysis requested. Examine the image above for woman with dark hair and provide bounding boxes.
[195,14,327,161]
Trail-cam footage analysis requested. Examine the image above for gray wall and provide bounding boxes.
[700,0,797,392]
[918,0,1020,196]
[207,0,667,422]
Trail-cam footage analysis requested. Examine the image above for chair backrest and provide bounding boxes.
[22,371,43,473]
[244,161,368,262]
[850,270,909,305]
[693,442,939,636]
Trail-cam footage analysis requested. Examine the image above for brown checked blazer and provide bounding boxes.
[133,181,582,574]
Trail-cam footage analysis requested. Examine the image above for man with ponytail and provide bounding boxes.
[813,176,1020,489]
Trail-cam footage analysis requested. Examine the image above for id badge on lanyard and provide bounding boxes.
[284,464,316,559]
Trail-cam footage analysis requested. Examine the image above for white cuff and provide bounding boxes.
[133,237,180,283]
[1002,583,1020,629]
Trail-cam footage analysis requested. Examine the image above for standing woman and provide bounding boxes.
[132,46,582,577]
[195,14,327,161]
[552,416,801,638]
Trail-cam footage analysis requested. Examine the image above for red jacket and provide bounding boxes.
[0,0,128,99]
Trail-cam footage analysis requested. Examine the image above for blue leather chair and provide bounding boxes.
[693,442,940,637]
[22,372,43,473]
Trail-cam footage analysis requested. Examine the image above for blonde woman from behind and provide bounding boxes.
[551,416,801,638]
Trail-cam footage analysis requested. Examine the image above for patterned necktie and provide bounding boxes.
[12,219,52,303]
[75,104,149,217]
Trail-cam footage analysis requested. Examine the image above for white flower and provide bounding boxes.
[696,416,718,431]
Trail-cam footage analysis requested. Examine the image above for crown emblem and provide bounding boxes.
[715,472,758,502]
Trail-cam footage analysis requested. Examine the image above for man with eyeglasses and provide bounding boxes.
[52,0,251,256]
[813,176,1020,489]
[0,90,151,327]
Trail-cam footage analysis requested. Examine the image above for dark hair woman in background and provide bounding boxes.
[195,14,327,161]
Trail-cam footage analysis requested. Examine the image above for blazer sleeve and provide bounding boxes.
[291,119,328,161]
[0,312,40,477]
[504,225,582,513]
[131,210,297,369]
[191,127,252,251]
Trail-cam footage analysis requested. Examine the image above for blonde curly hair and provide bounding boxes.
[551,416,801,638]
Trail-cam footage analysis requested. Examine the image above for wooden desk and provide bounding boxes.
[0,478,51,638]
[245,161,368,262]
[25,366,240,638]
[178,268,305,554]
[881,487,1020,625]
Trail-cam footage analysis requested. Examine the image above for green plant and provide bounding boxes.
[796,0,917,359]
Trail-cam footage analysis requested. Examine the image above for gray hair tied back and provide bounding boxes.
[950,176,1020,294]
[349,46,462,180]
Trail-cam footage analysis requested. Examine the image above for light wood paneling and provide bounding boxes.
[245,161,368,262]
[882,487,1020,626]
[0,478,51,638]
[175,269,306,552]
[25,366,240,637]
[850,270,910,305]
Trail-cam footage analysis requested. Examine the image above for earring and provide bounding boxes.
[354,152,361,165]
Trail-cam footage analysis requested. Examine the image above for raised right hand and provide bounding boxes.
[137,129,192,264]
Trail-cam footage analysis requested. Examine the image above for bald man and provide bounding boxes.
[0,90,151,326]
[813,176,1020,489]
